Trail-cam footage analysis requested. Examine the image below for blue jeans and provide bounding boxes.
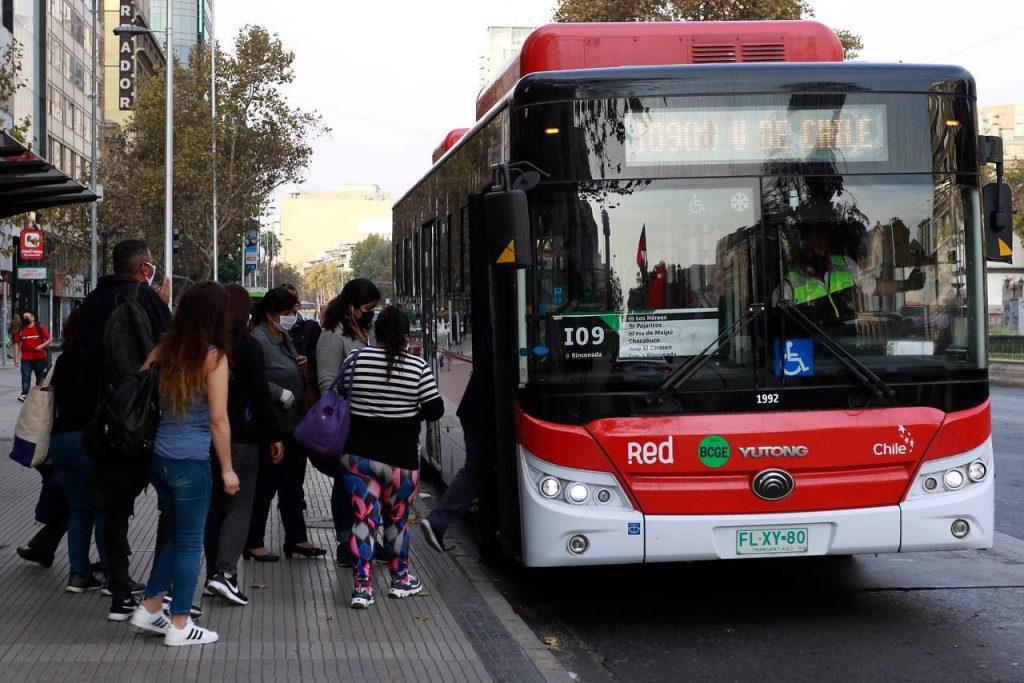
[49,431,105,576]
[145,456,211,616]
[20,358,47,395]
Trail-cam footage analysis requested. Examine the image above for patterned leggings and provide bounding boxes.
[339,454,419,588]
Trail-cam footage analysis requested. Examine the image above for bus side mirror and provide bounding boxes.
[983,182,1014,264]
[485,189,532,269]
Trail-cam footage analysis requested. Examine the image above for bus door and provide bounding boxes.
[474,188,524,559]
[419,218,442,470]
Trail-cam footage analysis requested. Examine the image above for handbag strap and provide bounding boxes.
[39,363,56,388]
[330,347,363,398]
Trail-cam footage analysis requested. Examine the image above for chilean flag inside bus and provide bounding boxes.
[636,224,647,272]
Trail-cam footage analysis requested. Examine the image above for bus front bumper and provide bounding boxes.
[518,442,994,567]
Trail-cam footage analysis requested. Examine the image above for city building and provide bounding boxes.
[278,184,392,267]
[480,25,533,86]
[3,1,101,331]
[979,103,1024,161]
[148,0,211,65]
[102,0,165,129]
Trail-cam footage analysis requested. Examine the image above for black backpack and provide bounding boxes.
[102,282,156,393]
[94,364,162,463]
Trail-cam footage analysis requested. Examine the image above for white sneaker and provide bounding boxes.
[164,618,219,647]
[129,605,171,635]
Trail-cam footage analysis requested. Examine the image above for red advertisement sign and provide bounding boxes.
[19,228,44,261]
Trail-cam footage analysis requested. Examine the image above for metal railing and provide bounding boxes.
[989,336,1024,359]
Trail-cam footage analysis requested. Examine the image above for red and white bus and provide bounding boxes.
[393,21,1011,565]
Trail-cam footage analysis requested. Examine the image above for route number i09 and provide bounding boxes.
[564,326,606,347]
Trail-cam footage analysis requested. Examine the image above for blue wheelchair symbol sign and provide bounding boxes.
[774,339,814,377]
[627,522,641,536]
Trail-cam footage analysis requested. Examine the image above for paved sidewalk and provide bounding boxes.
[0,365,565,682]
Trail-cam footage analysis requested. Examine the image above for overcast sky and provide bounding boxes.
[217,0,1024,202]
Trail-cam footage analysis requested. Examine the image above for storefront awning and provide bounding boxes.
[0,131,98,219]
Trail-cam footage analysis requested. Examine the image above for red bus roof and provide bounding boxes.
[476,21,843,120]
[431,128,471,164]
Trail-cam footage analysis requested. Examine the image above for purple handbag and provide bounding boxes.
[295,349,362,478]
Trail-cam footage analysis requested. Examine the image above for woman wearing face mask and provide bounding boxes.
[245,287,325,561]
[316,278,381,565]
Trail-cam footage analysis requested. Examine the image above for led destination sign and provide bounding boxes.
[625,105,888,165]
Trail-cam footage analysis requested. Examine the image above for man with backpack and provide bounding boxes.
[78,239,172,621]
[13,310,51,401]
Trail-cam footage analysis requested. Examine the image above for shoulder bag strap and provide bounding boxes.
[332,347,363,397]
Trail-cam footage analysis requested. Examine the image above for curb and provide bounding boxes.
[413,499,570,683]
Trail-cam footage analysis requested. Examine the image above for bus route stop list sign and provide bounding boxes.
[556,309,718,360]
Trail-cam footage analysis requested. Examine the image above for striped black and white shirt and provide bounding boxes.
[342,347,444,469]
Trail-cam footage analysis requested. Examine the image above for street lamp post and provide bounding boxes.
[113,14,174,303]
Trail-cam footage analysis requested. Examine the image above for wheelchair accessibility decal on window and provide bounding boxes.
[774,339,814,377]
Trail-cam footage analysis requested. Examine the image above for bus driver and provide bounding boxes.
[776,224,925,329]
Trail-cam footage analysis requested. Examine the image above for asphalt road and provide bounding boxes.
[487,388,1024,682]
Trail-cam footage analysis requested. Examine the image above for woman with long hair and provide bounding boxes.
[129,281,239,646]
[203,284,284,605]
[339,306,443,608]
[245,287,325,560]
[316,278,381,565]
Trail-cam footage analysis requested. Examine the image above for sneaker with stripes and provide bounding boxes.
[350,586,375,609]
[129,605,171,635]
[163,618,219,647]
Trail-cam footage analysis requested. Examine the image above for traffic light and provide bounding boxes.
[172,226,181,254]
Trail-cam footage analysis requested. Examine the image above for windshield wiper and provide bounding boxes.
[647,303,764,406]
[776,300,895,400]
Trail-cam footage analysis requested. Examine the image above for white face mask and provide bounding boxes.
[144,261,157,287]
[276,314,297,332]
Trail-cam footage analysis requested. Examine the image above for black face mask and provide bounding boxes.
[22,317,31,324]
[808,254,830,277]
[357,310,374,329]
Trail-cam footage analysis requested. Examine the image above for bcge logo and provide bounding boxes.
[626,437,674,465]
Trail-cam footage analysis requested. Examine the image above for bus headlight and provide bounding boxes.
[967,461,987,482]
[566,482,589,504]
[522,447,635,510]
[540,478,561,498]
[943,469,965,491]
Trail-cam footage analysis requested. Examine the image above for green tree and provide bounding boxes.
[349,234,392,300]
[553,0,863,59]
[1007,164,1024,243]
[303,261,344,308]
[0,37,31,141]
[99,26,328,286]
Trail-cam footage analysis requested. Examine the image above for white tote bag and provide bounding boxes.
[9,365,55,467]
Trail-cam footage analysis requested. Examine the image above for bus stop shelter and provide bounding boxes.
[0,130,98,217]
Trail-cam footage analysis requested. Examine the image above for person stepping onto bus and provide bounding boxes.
[778,223,924,330]
[420,328,494,553]
[339,306,444,608]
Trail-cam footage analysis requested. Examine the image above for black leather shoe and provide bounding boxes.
[283,543,326,559]
[243,547,280,562]
[16,546,53,568]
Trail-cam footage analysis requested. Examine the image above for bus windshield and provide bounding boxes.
[526,173,985,397]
